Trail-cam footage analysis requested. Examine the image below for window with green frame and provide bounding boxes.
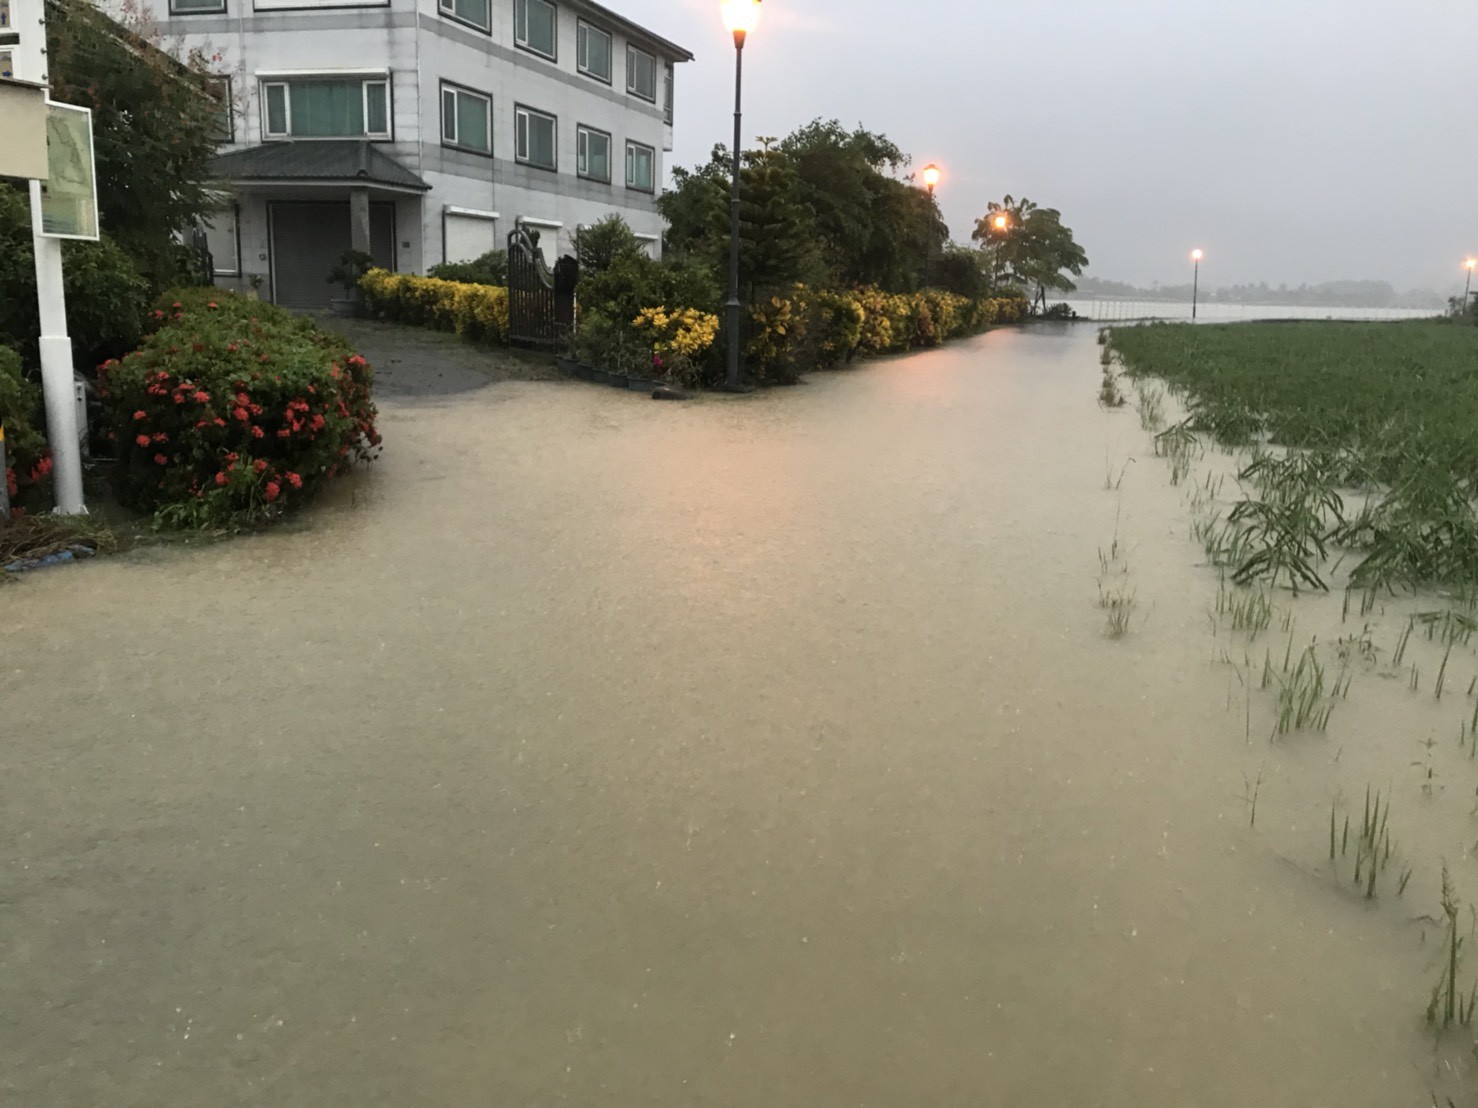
[263,78,390,139]
[438,0,489,32]
[514,0,556,59]
[441,83,491,154]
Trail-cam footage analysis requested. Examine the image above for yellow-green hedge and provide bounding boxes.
[359,269,509,344]
[359,267,1027,383]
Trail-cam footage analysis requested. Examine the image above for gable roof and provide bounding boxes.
[209,141,431,191]
[575,0,695,62]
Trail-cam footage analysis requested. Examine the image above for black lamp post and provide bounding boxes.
[1190,249,1203,321]
[921,163,940,289]
[1465,258,1476,313]
[721,0,761,391]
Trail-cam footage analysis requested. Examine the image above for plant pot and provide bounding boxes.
[607,372,629,389]
[626,377,658,393]
[555,354,580,377]
[328,296,360,318]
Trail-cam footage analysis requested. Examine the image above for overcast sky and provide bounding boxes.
[619,0,1478,293]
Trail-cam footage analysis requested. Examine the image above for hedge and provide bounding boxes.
[359,269,509,344]
[98,289,380,528]
[0,345,50,512]
[357,266,1027,387]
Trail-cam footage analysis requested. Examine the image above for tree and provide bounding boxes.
[45,0,227,287]
[972,195,1088,311]
[736,138,823,294]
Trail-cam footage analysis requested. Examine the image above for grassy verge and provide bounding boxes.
[1107,320,1478,591]
[0,513,120,577]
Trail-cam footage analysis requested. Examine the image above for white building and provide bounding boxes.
[145,0,691,306]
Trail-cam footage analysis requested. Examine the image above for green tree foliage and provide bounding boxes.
[574,213,647,275]
[0,186,149,372]
[658,120,949,297]
[971,195,1089,312]
[45,0,227,287]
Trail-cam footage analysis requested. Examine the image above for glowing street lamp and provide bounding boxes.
[922,163,940,197]
[1465,258,1476,311]
[1191,248,1204,321]
[721,0,761,391]
[993,214,1009,232]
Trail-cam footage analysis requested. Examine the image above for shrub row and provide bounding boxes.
[0,346,51,513]
[99,289,380,528]
[356,266,1027,388]
[359,269,509,344]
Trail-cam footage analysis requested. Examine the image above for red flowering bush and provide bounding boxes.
[99,289,380,527]
[0,345,50,513]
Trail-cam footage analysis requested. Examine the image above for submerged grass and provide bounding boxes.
[1108,320,1478,591]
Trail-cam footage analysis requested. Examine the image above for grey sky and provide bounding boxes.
[618,0,1478,294]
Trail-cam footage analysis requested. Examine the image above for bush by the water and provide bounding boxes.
[359,269,509,344]
[0,345,51,511]
[99,289,380,528]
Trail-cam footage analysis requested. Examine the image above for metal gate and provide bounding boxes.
[507,227,577,347]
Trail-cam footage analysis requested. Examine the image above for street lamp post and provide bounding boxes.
[1190,249,1203,321]
[1465,258,1476,313]
[721,0,761,391]
[921,163,940,288]
[990,213,1009,285]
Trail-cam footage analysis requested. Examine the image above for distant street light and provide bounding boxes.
[1465,258,1476,312]
[921,164,940,288]
[993,214,1008,232]
[1191,248,1204,321]
[720,0,762,391]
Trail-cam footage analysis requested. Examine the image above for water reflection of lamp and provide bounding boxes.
[1191,249,1204,321]
[1465,257,1476,311]
[720,0,762,390]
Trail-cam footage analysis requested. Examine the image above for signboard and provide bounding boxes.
[0,79,47,179]
[38,99,98,240]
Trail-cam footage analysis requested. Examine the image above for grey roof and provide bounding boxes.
[576,0,694,62]
[209,141,432,191]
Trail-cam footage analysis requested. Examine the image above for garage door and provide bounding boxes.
[444,213,498,263]
[269,201,396,309]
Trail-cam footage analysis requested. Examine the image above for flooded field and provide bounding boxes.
[4,324,1475,1104]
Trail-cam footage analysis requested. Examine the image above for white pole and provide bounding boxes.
[14,0,85,514]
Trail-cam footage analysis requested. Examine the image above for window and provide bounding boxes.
[171,0,226,13]
[438,0,489,32]
[440,83,491,153]
[663,62,673,125]
[515,105,557,169]
[576,20,611,82]
[626,45,656,101]
[576,125,610,183]
[209,76,234,143]
[203,207,239,275]
[514,0,556,60]
[625,140,654,192]
[262,78,390,139]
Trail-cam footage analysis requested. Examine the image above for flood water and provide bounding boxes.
[4,324,1475,1104]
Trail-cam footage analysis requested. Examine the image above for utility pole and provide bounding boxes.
[10,0,89,514]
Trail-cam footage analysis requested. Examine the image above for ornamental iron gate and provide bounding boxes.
[507,226,577,347]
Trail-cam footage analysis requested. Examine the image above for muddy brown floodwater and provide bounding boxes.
[4,325,1476,1104]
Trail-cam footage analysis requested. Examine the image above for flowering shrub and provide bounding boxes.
[0,345,50,513]
[358,269,509,344]
[631,306,721,386]
[808,289,867,367]
[746,289,813,385]
[99,289,380,528]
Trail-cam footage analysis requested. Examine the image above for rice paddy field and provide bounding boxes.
[1103,319,1478,1099]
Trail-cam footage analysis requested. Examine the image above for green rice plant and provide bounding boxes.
[1100,583,1137,637]
[1427,865,1477,1032]
[1268,641,1342,736]
[1136,383,1166,431]
[1333,786,1406,900]
[1215,581,1273,638]
[1103,455,1133,491]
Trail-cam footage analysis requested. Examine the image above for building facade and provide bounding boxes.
[144,0,690,306]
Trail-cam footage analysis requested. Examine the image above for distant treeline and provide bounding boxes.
[1073,276,1444,309]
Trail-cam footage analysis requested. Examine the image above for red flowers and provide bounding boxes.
[253,459,267,473]
[264,481,280,502]
[232,407,249,421]
[135,434,151,447]
[251,426,265,439]
[286,472,302,489]
[214,471,228,486]
[134,410,147,420]
[207,302,219,310]
[154,453,168,465]
[193,391,210,404]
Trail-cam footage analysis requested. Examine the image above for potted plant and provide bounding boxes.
[326,249,375,317]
